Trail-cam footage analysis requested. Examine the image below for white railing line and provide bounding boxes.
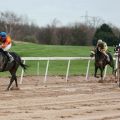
[21,57,116,61]
[20,57,118,84]
[21,57,93,61]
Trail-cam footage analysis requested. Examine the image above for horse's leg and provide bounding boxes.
[11,74,19,90]
[6,76,14,90]
[111,65,117,79]
[10,73,18,87]
[94,66,99,78]
[9,68,19,90]
[99,67,104,82]
[14,74,18,88]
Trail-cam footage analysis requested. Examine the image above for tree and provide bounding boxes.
[93,23,118,46]
[0,11,22,36]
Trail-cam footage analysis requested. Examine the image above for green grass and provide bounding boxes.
[11,42,92,57]
[11,42,115,57]
[1,41,115,77]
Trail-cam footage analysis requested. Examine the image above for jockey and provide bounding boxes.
[115,43,120,52]
[97,39,110,62]
[90,39,103,56]
[114,43,120,57]
[0,32,14,62]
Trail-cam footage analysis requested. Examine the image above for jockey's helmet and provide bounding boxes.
[97,39,102,44]
[0,32,7,41]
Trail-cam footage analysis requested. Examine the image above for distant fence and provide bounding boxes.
[20,57,117,84]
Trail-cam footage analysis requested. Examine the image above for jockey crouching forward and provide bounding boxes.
[0,32,14,62]
[97,39,110,62]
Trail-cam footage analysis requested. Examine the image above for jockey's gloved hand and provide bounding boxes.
[90,50,95,57]
[90,50,95,54]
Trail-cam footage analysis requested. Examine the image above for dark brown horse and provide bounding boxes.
[0,49,27,90]
[92,48,115,81]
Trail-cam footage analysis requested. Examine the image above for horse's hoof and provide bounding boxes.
[98,80,103,83]
[10,87,20,90]
[5,89,10,91]
[94,76,99,78]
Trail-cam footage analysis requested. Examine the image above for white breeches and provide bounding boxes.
[3,43,12,51]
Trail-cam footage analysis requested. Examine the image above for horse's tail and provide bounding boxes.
[108,52,113,61]
[10,52,28,70]
[107,52,115,73]
[16,55,28,70]
[20,61,28,70]
[108,53,114,64]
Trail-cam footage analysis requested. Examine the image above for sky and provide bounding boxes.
[0,0,120,27]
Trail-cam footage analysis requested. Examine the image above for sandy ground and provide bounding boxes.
[0,75,120,120]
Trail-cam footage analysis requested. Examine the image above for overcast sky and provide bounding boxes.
[0,0,120,27]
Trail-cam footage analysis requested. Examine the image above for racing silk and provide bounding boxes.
[0,35,12,49]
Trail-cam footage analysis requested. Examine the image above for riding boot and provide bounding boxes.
[103,51,110,62]
[4,51,14,62]
[106,54,110,62]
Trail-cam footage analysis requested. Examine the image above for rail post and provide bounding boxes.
[66,60,71,82]
[85,59,91,80]
[44,60,50,83]
[103,65,107,80]
[20,60,26,84]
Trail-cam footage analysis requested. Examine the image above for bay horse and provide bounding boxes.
[91,48,115,81]
[0,49,27,90]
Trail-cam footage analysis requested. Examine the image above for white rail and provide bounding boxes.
[20,57,116,84]
[21,57,92,60]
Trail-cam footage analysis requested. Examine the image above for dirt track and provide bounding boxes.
[0,76,120,120]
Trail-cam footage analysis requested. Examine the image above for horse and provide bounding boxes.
[91,48,115,81]
[0,49,27,90]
